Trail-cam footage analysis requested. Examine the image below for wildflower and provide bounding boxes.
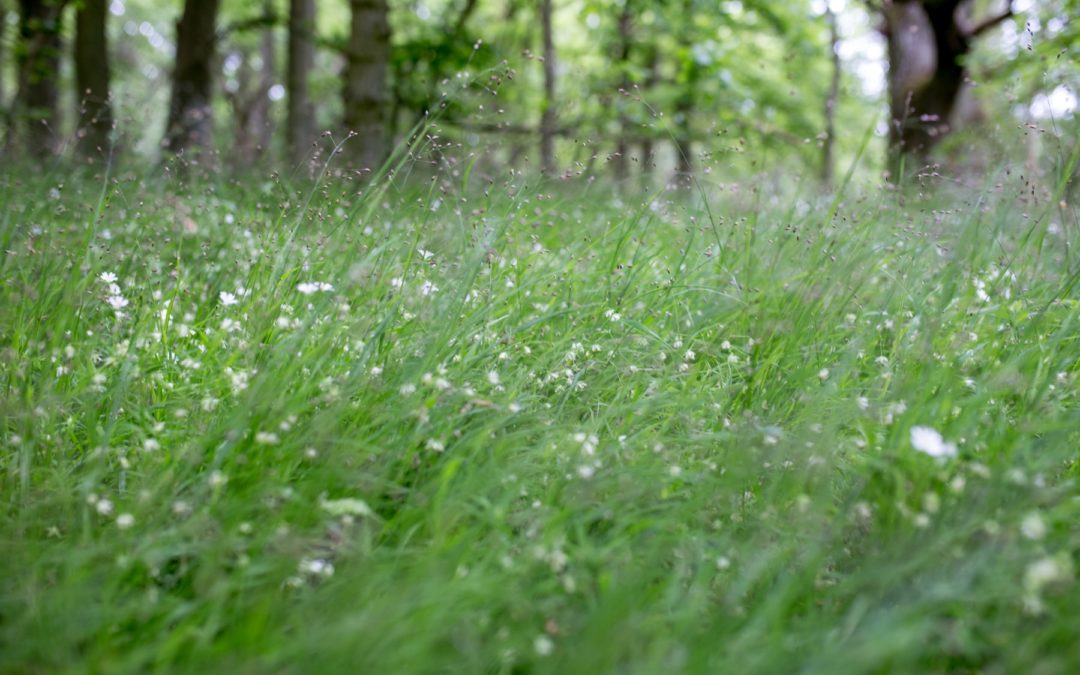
[534,635,555,656]
[142,438,160,452]
[909,426,957,460]
[100,271,118,284]
[487,370,500,385]
[297,281,334,295]
[299,558,335,578]
[219,291,238,306]
[420,280,439,296]
[1021,512,1047,541]
[818,368,830,381]
[426,439,446,452]
[255,431,280,445]
[107,294,129,310]
[95,498,114,516]
[116,513,135,529]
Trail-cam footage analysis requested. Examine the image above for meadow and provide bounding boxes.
[2,160,1080,673]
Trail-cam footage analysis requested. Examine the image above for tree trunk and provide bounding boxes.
[164,0,222,157]
[16,0,65,157]
[538,0,556,175]
[74,0,113,158]
[821,5,840,187]
[883,0,1013,179]
[287,0,316,166]
[612,0,632,184]
[639,44,658,190]
[343,0,390,174]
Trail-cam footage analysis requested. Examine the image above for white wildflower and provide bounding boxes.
[909,426,957,460]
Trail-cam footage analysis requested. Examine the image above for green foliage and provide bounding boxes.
[2,157,1079,671]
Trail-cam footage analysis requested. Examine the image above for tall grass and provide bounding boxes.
[2,158,1079,673]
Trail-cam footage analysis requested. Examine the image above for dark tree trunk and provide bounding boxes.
[639,44,658,189]
[612,0,632,184]
[164,0,222,157]
[16,0,65,157]
[75,0,113,158]
[343,0,390,173]
[821,5,840,187]
[287,0,316,166]
[884,0,1013,178]
[538,0,556,175]
[224,16,275,168]
[673,82,694,188]
[671,0,695,189]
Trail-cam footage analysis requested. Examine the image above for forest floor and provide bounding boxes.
[2,166,1080,673]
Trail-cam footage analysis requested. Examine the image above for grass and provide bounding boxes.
[2,161,1080,674]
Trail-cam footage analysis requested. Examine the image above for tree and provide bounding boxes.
[164,0,222,157]
[16,0,66,157]
[611,0,633,184]
[882,0,1015,177]
[287,0,316,166]
[74,0,113,158]
[821,4,840,187]
[343,0,390,173]
[538,0,556,175]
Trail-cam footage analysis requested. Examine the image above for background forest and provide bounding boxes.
[1,0,1077,184]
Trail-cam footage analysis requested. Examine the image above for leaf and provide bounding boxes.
[320,497,376,518]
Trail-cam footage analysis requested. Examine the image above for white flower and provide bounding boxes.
[297,281,334,295]
[255,431,280,445]
[534,635,555,656]
[107,294,129,310]
[99,272,118,284]
[116,513,135,529]
[909,426,957,460]
[95,498,114,515]
[299,557,335,577]
[420,280,439,296]
[1021,512,1047,541]
[219,291,238,306]
[487,370,500,385]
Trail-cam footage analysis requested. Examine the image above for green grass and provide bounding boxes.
[2,164,1080,674]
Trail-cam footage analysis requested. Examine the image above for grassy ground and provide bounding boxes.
[2,164,1080,674]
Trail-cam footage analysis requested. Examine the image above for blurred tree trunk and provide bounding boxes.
[672,0,695,189]
[0,0,6,122]
[611,0,632,184]
[74,0,113,159]
[287,0,316,166]
[538,0,556,175]
[16,0,66,157]
[884,0,1013,179]
[821,4,840,187]
[344,0,390,174]
[639,44,658,189]
[164,0,222,157]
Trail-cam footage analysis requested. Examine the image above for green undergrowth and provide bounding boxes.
[2,165,1080,674]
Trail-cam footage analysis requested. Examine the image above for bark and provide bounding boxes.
[287,0,316,165]
[164,0,222,157]
[343,0,390,173]
[821,5,840,187]
[639,44,658,188]
[1,0,6,113]
[538,0,556,175]
[883,0,1013,178]
[75,0,113,157]
[16,0,65,157]
[612,0,632,184]
[225,18,275,167]
[672,0,695,188]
